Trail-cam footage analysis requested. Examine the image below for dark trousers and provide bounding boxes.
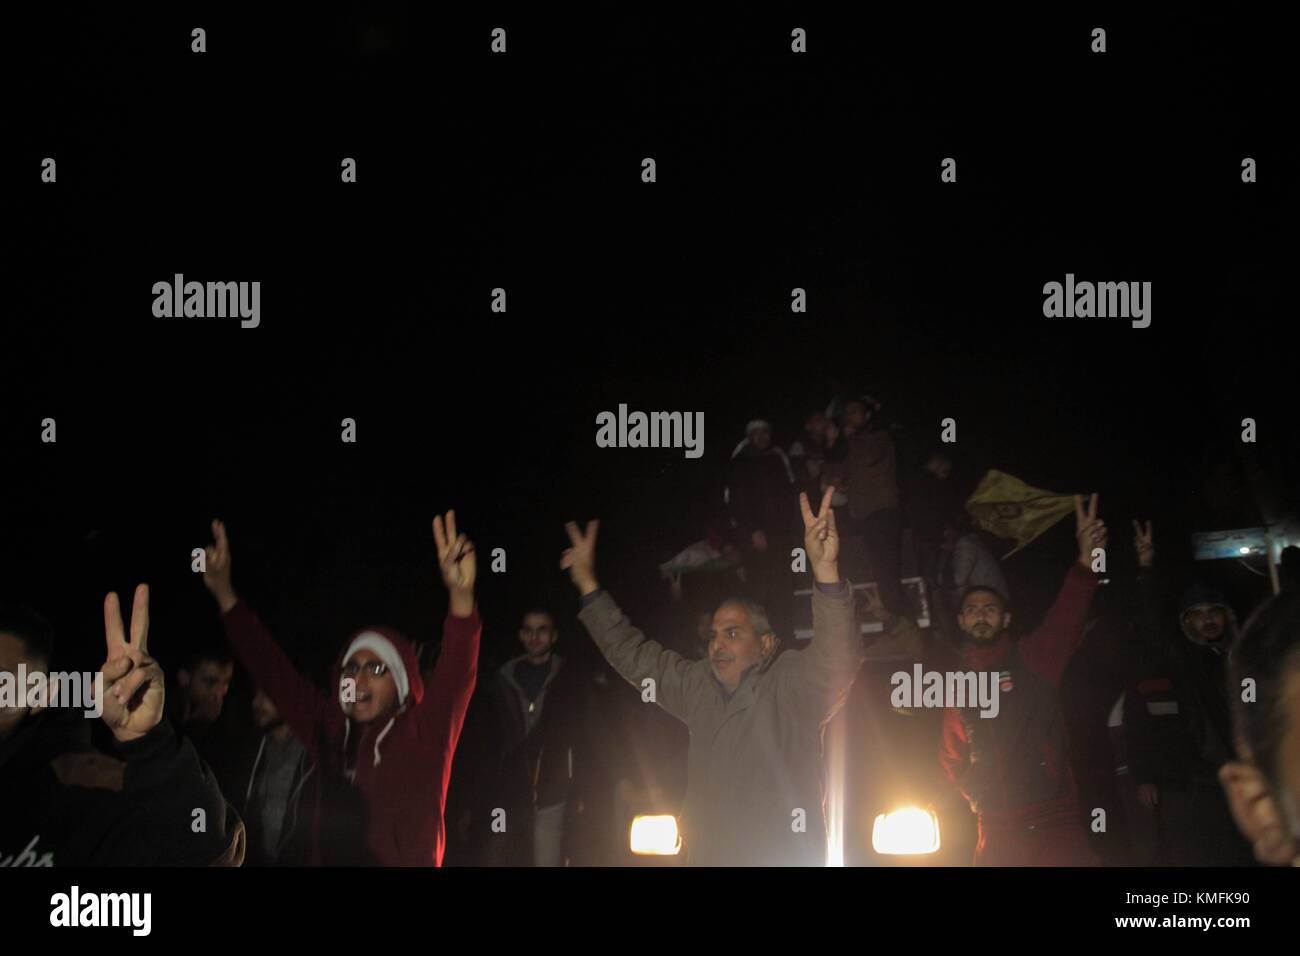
[1153,780,1255,866]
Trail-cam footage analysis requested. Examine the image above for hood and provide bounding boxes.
[332,625,424,769]
[1177,584,1239,649]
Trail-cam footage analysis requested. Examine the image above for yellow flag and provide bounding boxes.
[965,470,1077,557]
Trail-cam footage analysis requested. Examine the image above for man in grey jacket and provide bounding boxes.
[560,487,864,866]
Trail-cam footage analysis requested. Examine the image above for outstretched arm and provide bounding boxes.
[1020,494,1104,687]
[417,510,481,745]
[202,519,331,752]
[563,518,703,723]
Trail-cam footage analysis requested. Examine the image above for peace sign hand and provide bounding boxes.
[433,511,477,616]
[800,486,841,584]
[561,520,601,596]
[98,585,166,743]
[1075,493,1108,568]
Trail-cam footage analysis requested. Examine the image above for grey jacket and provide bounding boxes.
[578,583,863,865]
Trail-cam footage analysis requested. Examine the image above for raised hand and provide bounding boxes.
[98,585,165,743]
[1075,493,1108,568]
[1133,519,1154,569]
[561,520,600,596]
[433,511,476,616]
[800,486,840,584]
[202,519,238,613]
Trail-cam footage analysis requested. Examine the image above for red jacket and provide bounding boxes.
[224,600,479,865]
[939,562,1097,828]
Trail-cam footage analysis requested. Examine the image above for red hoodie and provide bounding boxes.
[223,600,479,866]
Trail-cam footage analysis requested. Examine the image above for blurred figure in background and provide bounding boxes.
[1121,516,1256,865]
[725,419,798,637]
[825,396,905,619]
[1220,591,1300,865]
[240,687,312,866]
[469,608,588,866]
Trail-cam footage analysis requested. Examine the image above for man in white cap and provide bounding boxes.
[725,418,797,635]
[202,510,480,866]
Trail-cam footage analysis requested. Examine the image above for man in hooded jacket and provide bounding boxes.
[201,512,480,866]
[1123,525,1255,865]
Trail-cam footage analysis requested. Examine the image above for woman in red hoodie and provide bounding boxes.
[201,512,480,866]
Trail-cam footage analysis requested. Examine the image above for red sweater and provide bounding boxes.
[223,600,479,865]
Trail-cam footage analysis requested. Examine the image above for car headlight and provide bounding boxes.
[629,814,682,855]
[871,807,941,855]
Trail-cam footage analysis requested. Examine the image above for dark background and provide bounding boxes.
[3,5,1293,864]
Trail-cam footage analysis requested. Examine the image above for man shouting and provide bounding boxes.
[561,487,863,865]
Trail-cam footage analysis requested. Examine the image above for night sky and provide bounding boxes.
[5,7,1291,684]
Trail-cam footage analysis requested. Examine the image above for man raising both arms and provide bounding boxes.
[561,487,864,866]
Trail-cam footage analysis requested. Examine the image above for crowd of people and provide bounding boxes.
[3,392,1299,869]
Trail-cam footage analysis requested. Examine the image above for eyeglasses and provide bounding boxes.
[341,660,388,678]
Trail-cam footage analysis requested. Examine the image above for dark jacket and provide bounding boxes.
[577,581,864,866]
[940,563,1098,827]
[827,427,900,520]
[726,445,797,541]
[222,600,479,866]
[1123,575,1238,787]
[239,729,313,865]
[0,712,244,866]
[487,653,586,811]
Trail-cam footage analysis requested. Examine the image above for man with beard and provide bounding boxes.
[939,493,1105,865]
[1122,529,1255,866]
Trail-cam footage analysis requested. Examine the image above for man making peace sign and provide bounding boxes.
[1,586,243,865]
[562,487,865,866]
[203,512,480,866]
[939,493,1107,865]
